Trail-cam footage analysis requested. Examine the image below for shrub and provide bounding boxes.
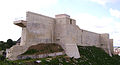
[0,55,5,61]
[25,57,32,60]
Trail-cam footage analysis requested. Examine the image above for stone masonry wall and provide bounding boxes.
[26,12,55,45]
[109,39,113,54]
[17,52,65,60]
[20,28,27,45]
[80,30,100,47]
[99,33,112,56]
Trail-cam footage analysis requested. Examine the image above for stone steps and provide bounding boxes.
[6,45,28,60]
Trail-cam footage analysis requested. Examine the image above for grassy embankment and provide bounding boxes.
[0,46,120,65]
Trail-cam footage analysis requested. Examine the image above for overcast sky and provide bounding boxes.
[0,0,120,46]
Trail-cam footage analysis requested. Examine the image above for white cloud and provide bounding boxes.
[0,0,58,41]
[90,0,109,6]
[90,0,119,6]
[0,0,57,8]
[109,8,120,18]
[73,13,120,46]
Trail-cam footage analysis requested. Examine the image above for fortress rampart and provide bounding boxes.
[6,12,113,60]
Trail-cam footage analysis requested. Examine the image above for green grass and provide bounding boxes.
[21,43,64,55]
[1,46,120,65]
[16,46,120,65]
[21,49,39,55]
[77,46,119,65]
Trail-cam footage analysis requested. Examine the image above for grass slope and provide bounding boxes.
[78,46,120,65]
[21,43,64,55]
[1,46,120,65]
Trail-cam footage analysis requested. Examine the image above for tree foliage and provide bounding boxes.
[0,39,16,51]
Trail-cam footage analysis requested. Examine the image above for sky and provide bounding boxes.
[0,0,120,46]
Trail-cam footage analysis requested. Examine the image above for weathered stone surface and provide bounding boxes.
[17,52,64,60]
[14,20,27,27]
[26,12,55,45]
[6,45,29,60]
[109,39,113,54]
[6,11,113,60]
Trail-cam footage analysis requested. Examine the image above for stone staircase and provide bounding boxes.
[6,45,29,60]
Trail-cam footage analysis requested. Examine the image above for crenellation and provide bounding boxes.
[70,19,76,25]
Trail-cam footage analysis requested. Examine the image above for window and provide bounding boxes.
[56,39,60,41]
[70,19,72,24]
[101,44,104,46]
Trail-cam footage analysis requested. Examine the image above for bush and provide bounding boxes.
[0,39,17,51]
[0,55,5,61]
[25,57,32,60]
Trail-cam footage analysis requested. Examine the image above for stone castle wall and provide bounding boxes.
[26,12,55,45]
[6,12,113,60]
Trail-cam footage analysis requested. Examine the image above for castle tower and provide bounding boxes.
[55,14,80,58]
[99,33,112,56]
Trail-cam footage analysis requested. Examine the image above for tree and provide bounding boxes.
[0,41,4,44]
[7,39,13,47]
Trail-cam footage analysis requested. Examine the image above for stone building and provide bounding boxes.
[6,11,113,60]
